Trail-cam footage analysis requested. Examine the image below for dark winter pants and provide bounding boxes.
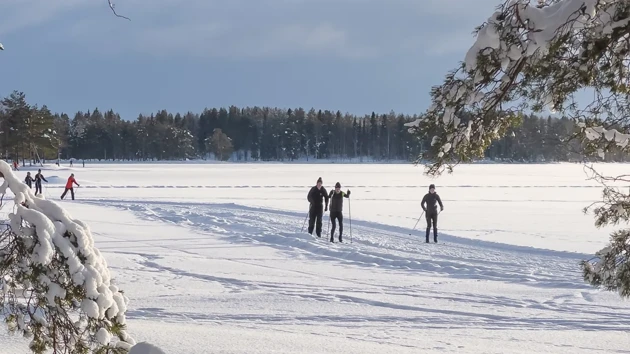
[330,211,343,241]
[308,204,323,237]
[35,183,42,195]
[61,188,74,200]
[426,211,438,242]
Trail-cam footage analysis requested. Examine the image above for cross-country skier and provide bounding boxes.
[61,173,80,200]
[307,177,329,237]
[328,182,350,243]
[34,169,48,195]
[421,184,444,243]
[24,172,33,189]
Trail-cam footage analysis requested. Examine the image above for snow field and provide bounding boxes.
[1,162,629,353]
[27,162,621,253]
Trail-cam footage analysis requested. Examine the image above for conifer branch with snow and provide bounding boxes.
[0,160,135,353]
[580,164,630,297]
[409,0,630,297]
[408,0,630,173]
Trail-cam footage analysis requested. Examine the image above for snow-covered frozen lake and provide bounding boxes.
[1,162,629,353]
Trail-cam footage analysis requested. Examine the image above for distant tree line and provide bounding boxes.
[0,90,624,164]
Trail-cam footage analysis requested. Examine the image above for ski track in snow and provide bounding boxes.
[74,199,630,333]
[4,164,630,353]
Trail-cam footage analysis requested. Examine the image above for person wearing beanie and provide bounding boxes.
[328,182,350,242]
[24,172,33,189]
[421,184,444,243]
[306,177,329,237]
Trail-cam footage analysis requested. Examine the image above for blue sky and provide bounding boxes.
[0,0,500,119]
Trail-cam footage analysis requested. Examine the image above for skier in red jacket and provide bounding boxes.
[61,173,80,200]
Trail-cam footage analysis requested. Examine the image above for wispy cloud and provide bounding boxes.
[125,22,376,59]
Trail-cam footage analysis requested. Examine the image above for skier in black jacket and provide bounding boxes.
[307,177,329,237]
[421,184,444,243]
[24,172,34,189]
[328,182,350,242]
[34,169,48,196]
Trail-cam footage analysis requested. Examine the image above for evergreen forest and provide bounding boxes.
[0,90,604,164]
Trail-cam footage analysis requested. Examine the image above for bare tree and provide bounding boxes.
[207,129,234,161]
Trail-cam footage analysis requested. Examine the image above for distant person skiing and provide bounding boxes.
[34,169,48,195]
[307,177,329,238]
[421,184,444,243]
[61,173,80,200]
[328,182,350,243]
[24,172,33,189]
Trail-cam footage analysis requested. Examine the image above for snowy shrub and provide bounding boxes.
[408,0,630,297]
[0,160,136,353]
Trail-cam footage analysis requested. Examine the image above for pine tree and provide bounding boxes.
[1,91,31,164]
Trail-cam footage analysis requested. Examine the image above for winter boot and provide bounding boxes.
[339,234,343,243]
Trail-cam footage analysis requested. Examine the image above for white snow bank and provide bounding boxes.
[130,342,166,354]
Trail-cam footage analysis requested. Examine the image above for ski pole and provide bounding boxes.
[300,207,309,233]
[410,211,425,235]
[349,197,352,244]
[327,214,331,239]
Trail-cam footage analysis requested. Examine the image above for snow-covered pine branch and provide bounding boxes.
[579,164,630,297]
[0,160,135,353]
[408,0,630,174]
[409,0,630,298]
[580,231,630,297]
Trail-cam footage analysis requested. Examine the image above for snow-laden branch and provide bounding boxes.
[408,0,630,299]
[0,160,136,353]
[409,0,630,174]
[581,230,630,297]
